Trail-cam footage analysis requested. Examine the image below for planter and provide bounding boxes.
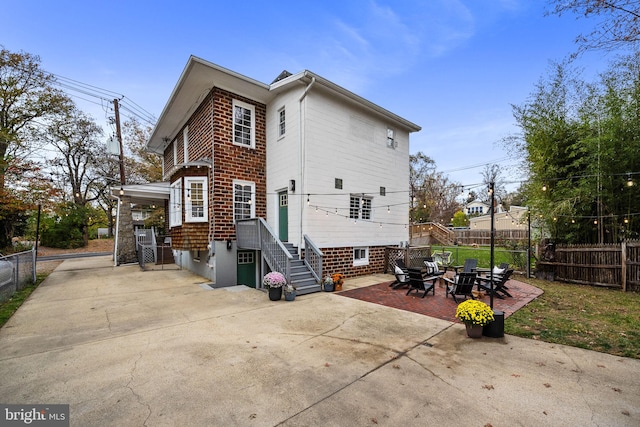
[268,287,282,301]
[284,291,296,301]
[465,323,483,339]
[483,310,505,338]
[323,282,334,292]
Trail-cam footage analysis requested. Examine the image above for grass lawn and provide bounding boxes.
[431,244,526,269]
[508,276,640,359]
[0,273,47,328]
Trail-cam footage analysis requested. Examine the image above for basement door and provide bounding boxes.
[237,251,256,288]
[278,190,288,242]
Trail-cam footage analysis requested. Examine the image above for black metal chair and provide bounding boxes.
[477,269,514,299]
[406,268,437,298]
[443,272,477,303]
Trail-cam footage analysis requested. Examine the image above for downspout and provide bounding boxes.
[114,195,121,266]
[298,74,316,249]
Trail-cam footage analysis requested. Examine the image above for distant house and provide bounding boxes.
[114,56,420,292]
[464,200,490,216]
[469,205,528,231]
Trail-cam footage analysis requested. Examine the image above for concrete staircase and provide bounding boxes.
[282,242,321,295]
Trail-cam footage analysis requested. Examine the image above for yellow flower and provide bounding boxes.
[455,300,494,326]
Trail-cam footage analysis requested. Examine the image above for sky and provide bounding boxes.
[2,0,614,190]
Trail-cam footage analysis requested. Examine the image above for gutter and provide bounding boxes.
[298,74,316,249]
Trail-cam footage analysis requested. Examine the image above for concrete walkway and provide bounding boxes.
[1,256,639,426]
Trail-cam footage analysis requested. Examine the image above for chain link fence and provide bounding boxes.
[0,249,37,303]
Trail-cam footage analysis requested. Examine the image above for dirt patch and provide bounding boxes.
[36,238,114,257]
[36,239,114,274]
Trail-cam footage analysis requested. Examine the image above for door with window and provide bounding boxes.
[237,251,256,288]
[278,190,288,242]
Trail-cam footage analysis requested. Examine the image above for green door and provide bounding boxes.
[278,190,288,242]
[237,251,256,288]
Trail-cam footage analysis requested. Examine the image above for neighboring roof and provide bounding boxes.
[147,56,421,154]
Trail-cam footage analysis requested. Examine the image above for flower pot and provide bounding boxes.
[268,287,282,301]
[284,291,296,301]
[465,323,483,338]
[323,282,334,292]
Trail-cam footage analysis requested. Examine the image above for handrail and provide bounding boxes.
[303,234,323,282]
[237,218,293,282]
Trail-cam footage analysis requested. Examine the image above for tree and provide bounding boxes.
[409,151,462,224]
[451,210,469,227]
[122,118,162,184]
[43,107,104,246]
[0,47,71,248]
[508,55,640,243]
[547,0,640,54]
[0,47,71,189]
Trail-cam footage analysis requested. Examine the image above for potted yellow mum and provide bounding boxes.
[455,300,494,338]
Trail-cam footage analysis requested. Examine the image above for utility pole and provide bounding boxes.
[113,98,126,185]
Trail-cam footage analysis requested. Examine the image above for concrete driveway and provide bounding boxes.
[1,256,639,426]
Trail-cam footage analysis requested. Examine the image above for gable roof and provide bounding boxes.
[147,56,421,154]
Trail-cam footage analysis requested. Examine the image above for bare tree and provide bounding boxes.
[547,0,640,53]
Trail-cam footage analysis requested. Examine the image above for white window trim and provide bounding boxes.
[184,176,208,223]
[277,106,286,138]
[172,140,177,166]
[233,179,255,222]
[387,127,397,149]
[232,99,256,149]
[183,126,189,163]
[169,179,182,227]
[353,247,369,266]
[349,195,373,220]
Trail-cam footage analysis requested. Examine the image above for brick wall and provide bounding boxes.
[164,87,267,246]
[211,87,267,241]
[316,245,387,278]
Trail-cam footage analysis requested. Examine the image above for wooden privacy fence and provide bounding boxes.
[454,229,529,246]
[536,241,640,292]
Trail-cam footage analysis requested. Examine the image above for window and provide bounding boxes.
[233,100,255,148]
[350,195,372,220]
[353,247,369,266]
[380,186,386,196]
[335,178,343,190]
[278,107,286,137]
[233,180,255,221]
[169,179,182,227]
[280,193,288,207]
[185,177,208,222]
[238,252,254,264]
[387,128,396,148]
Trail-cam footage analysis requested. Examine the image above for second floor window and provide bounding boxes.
[350,195,372,220]
[278,107,286,137]
[233,100,255,148]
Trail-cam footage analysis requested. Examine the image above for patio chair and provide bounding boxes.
[449,258,478,275]
[423,259,445,278]
[406,268,437,298]
[442,272,477,303]
[477,269,514,299]
[389,258,410,289]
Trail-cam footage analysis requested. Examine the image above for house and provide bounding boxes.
[114,56,421,292]
[469,205,529,230]
[464,200,490,216]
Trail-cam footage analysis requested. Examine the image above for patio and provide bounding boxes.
[338,274,543,322]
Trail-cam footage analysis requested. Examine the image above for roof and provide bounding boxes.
[110,182,170,205]
[146,56,421,154]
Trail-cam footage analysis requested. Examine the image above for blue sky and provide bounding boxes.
[2,0,610,189]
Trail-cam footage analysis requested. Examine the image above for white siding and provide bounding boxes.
[301,89,409,248]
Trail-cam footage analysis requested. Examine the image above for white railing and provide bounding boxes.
[236,218,293,281]
[303,235,323,282]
